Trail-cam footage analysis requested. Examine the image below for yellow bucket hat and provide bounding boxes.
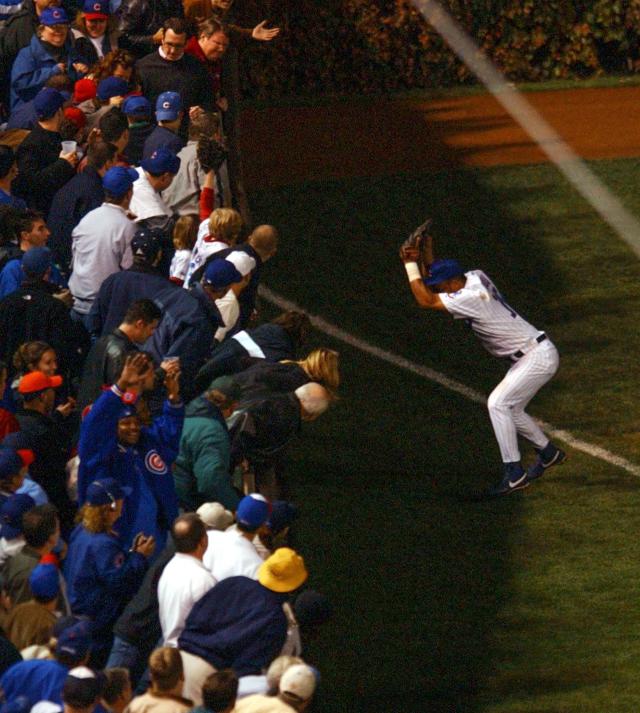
[258,547,308,593]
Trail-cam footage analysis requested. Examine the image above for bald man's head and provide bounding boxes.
[249,225,278,261]
[295,382,331,422]
[172,513,207,554]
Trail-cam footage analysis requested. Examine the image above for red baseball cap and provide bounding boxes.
[64,106,86,130]
[18,371,63,395]
[17,449,35,468]
[73,78,97,104]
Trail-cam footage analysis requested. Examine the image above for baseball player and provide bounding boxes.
[399,220,565,496]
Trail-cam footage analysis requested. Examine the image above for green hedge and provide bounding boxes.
[236,0,640,99]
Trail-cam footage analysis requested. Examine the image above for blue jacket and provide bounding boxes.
[0,659,69,706]
[64,525,148,633]
[145,283,223,402]
[0,254,65,299]
[77,387,183,549]
[178,576,288,677]
[88,266,175,337]
[47,166,105,275]
[10,34,86,109]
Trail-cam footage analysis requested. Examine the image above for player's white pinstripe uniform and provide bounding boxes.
[439,270,558,463]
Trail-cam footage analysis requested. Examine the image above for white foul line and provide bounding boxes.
[260,285,640,477]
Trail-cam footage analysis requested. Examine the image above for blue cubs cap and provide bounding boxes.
[236,493,271,529]
[85,478,132,506]
[40,6,68,24]
[56,621,91,660]
[82,0,109,17]
[141,148,180,175]
[0,493,35,539]
[202,258,242,289]
[155,91,182,121]
[97,76,128,101]
[33,87,65,119]
[22,246,52,277]
[102,166,138,197]
[266,500,298,534]
[423,258,465,286]
[29,563,60,600]
[122,95,150,116]
[131,228,163,260]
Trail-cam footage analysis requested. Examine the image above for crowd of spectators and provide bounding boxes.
[0,1,335,710]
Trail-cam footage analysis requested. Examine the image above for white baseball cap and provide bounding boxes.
[196,502,234,531]
[279,664,317,701]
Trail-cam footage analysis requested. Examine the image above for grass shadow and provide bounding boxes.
[244,101,601,711]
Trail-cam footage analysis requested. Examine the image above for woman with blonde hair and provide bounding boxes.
[229,347,340,406]
[64,477,155,666]
[183,207,242,288]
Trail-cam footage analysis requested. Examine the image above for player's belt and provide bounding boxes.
[511,333,547,360]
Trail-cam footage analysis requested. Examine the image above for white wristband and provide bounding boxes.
[404,262,421,282]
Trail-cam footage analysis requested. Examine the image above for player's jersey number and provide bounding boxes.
[479,274,519,319]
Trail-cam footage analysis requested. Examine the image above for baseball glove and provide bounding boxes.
[399,218,432,265]
[197,137,228,173]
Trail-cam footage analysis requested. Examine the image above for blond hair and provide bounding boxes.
[173,214,198,251]
[286,348,340,392]
[208,208,242,245]
[78,503,112,534]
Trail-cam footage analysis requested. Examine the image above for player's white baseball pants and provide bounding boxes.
[487,340,559,463]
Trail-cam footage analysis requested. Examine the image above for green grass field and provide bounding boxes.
[248,157,640,712]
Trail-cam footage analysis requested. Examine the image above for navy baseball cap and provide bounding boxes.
[85,478,132,506]
[122,95,150,116]
[0,446,24,482]
[131,228,163,260]
[29,563,60,600]
[82,0,109,18]
[97,76,128,101]
[202,258,242,289]
[56,621,91,660]
[40,6,68,24]
[236,493,271,529]
[33,88,65,119]
[22,246,52,277]
[64,667,105,708]
[102,166,138,197]
[266,500,298,534]
[423,258,465,286]
[0,493,35,539]
[155,91,182,121]
[141,148,180,175]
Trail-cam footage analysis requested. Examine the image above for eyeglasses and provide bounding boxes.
[163,40,186,49]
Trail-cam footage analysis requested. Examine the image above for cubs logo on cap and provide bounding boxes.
[40,6,68,24]
[82,0,108,18]
[145,450,168,475]
[155,91,182,121]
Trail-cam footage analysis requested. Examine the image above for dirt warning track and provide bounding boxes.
[240,86,640,190]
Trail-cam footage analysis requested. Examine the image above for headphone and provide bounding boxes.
[90,481,117,511]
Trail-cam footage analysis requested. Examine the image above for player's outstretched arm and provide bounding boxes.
[399,248,445,310]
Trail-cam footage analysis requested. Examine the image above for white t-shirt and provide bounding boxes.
[157,553,216,647]
[439,270,541,358]
[214,289,240,342]
[169,249,191,284]
[202,527,263,582]
[130,168,173,223]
